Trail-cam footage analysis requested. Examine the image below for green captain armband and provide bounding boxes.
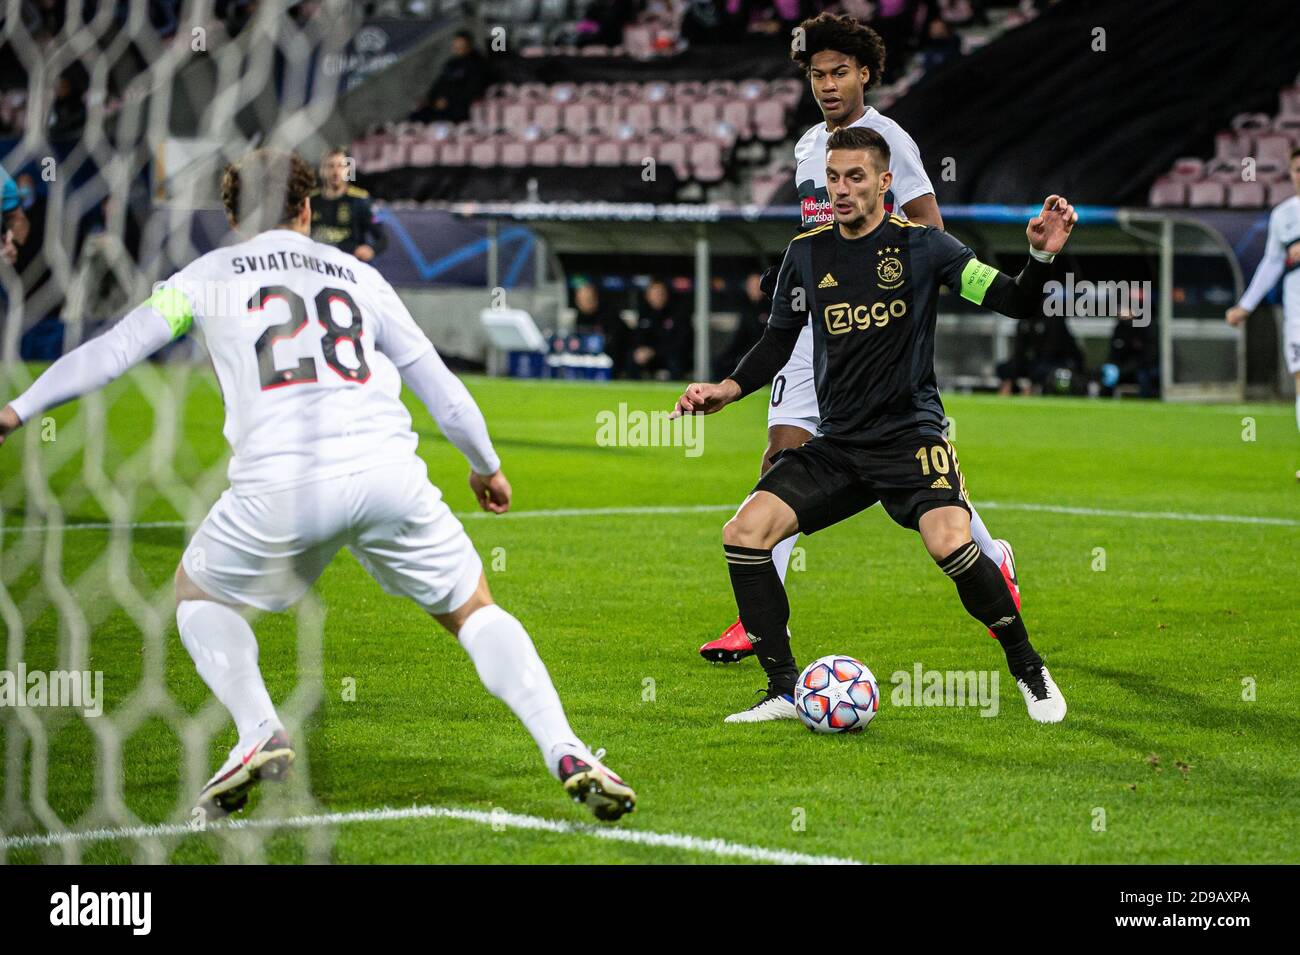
[144,286,194,339]
[959,258,998,305]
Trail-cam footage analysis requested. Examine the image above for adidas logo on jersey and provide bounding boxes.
[818,273,838,288]
[930,476,952,489]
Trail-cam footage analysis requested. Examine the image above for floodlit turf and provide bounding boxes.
[1,368,1297,863]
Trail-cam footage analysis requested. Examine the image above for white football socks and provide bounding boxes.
[177,600,281,751]
[772,533,798,585]
[968,504,1002,564]
[457,604,584,779]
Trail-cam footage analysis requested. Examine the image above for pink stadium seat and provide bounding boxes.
[654,102,686,135]
[1147,177,1186,208]
[501,103,531,131]
[1226,180,1267,208]
[470,100,492,131]
[380,141,411,169]
[532,140,562,166]
[500,141,529,168]
[706,80,737,100]
[738,78,766,101]
[593,140,623,166]
[440,141,468,166]
[1268,179,1296,206]
[1213,131,1250,163]
[625,102,653,136]
[721,101,753,139]
[624,138,662,166]
[623,25,655,59]
[1279,87,1300,116]
[768,78,803,109]
[674,80,705,102]
[1254,133,1291,174]
[469,140,500,167]
[686,100,719,132]
[550,82,578,103]
[561,102,593,134]
[408,142,437,167]
[643,81,672,103]
[426,122,454,141]
[487,83,516,101]
[578,82,610,101]
[562,141,593,166]
[754,100,787,142]
[691,140,724,183]
[1187,180,1226,207]
[592,103,620,132]
[611,81,641,102]
[581,45,611,57]
[657,140,689,180]
[533,103,561,135]
[1203,158,1241,183]
[1168,157,1205,182]
[518,82,548,103]
[1231,112,1272,134]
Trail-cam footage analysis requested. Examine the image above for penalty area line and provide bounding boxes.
[0,804,862,865]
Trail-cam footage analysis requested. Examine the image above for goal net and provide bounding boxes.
[1,0,367,863]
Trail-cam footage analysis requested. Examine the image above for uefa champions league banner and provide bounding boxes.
[322,18,451,94]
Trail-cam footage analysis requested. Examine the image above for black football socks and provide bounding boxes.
[724,545,798,695]
[936,540,1043,675]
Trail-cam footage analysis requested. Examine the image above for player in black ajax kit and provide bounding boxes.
[672,126,1076,725]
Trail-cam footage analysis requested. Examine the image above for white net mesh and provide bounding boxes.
[1,0,366,862]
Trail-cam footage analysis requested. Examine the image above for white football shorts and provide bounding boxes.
[1285,313,1300,374]
[767,323,821,433]
[182,456,482,615]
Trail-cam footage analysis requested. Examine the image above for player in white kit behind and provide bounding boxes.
[0,150,636,821]
[1226,146,1300,481]
[700,13,1020,666]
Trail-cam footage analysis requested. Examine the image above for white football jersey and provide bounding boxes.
[157,229,433,493]
[794,106,934,228]
[1241,195,1300,320]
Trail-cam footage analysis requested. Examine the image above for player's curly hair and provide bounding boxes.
[790,12,887,90]
[221,149,318,231]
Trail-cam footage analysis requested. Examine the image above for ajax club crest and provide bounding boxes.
[876,247,904,290]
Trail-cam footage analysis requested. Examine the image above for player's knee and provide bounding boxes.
[723,513,769,550]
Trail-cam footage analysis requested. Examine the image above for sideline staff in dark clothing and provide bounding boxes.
[310,148,387,262]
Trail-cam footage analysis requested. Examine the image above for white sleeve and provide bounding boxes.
[1238,209,1287,311]
[9,304,176,424]
[367,269,434,368]
[398,349,501,476]
[883,123,935,209]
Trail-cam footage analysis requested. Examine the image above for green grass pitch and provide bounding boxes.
[1,368,1297,863]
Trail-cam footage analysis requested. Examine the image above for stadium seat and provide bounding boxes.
[440,140,468,166]
[1187,180,1226,207]
[549,82,577,103]
[408,141,437,167]
[691,140,725,183]
[533,103,561,136]
[1231,112,1272,134]
[593,140,623,167]
[611,81,642,102]
[674,80,705,102]
[1254,133,1291,175]
[654,102,687,136]
[686,100,719,132]
[1226,180,1267,208]
[643,81,672,103]
[469,140,500,167]
[706,80,737,101]
[500,141,529,168]
[1169,157,1205,182]
[625,102,654,136]
[754,100,787,142]
[561,102,593,134]
[502,103,530,131]
[721,101,753,139]
[561,141,593,166]
[1268,178,1296,206]
[657,140,689,180]
[769,78,803,109]
[1213,131,1250,163]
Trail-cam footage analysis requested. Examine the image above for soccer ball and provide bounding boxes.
[795,655,879,733]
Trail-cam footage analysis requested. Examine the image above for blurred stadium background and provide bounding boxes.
[2,0,1300,864]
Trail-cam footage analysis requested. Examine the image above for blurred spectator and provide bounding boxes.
[1098,314,1159,398]
[918,17,962,73]
[715,271,768,378]
[11,172,42,275]
[681,0,749,44]
[411,31,489,124]
[997,316,1086,396]
[1,165,22,266]
[632,279,692,380]
[573,282,631,377]
[310,148,388,262]
[47,74,86,137]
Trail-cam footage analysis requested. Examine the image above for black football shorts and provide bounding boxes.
[753,430,971,534]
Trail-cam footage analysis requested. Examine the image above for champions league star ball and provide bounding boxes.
[795,655,879,733]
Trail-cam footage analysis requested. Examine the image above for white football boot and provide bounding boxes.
[1014,664,1067,723]
[724,689,798,723]
[195,729,295,818]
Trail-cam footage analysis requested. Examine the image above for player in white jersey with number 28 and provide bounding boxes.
[699,13,1021,678]
[0,150,636,822]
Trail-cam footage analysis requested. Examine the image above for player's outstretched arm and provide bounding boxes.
[0,300,178,449]
[1227,213,1285,327]
[669,321,803,419]
[962,195,1077,320]
[396,349,509,513]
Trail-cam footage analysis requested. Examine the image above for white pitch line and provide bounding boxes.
[2,499,1296,535]
[0,804,861,865]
